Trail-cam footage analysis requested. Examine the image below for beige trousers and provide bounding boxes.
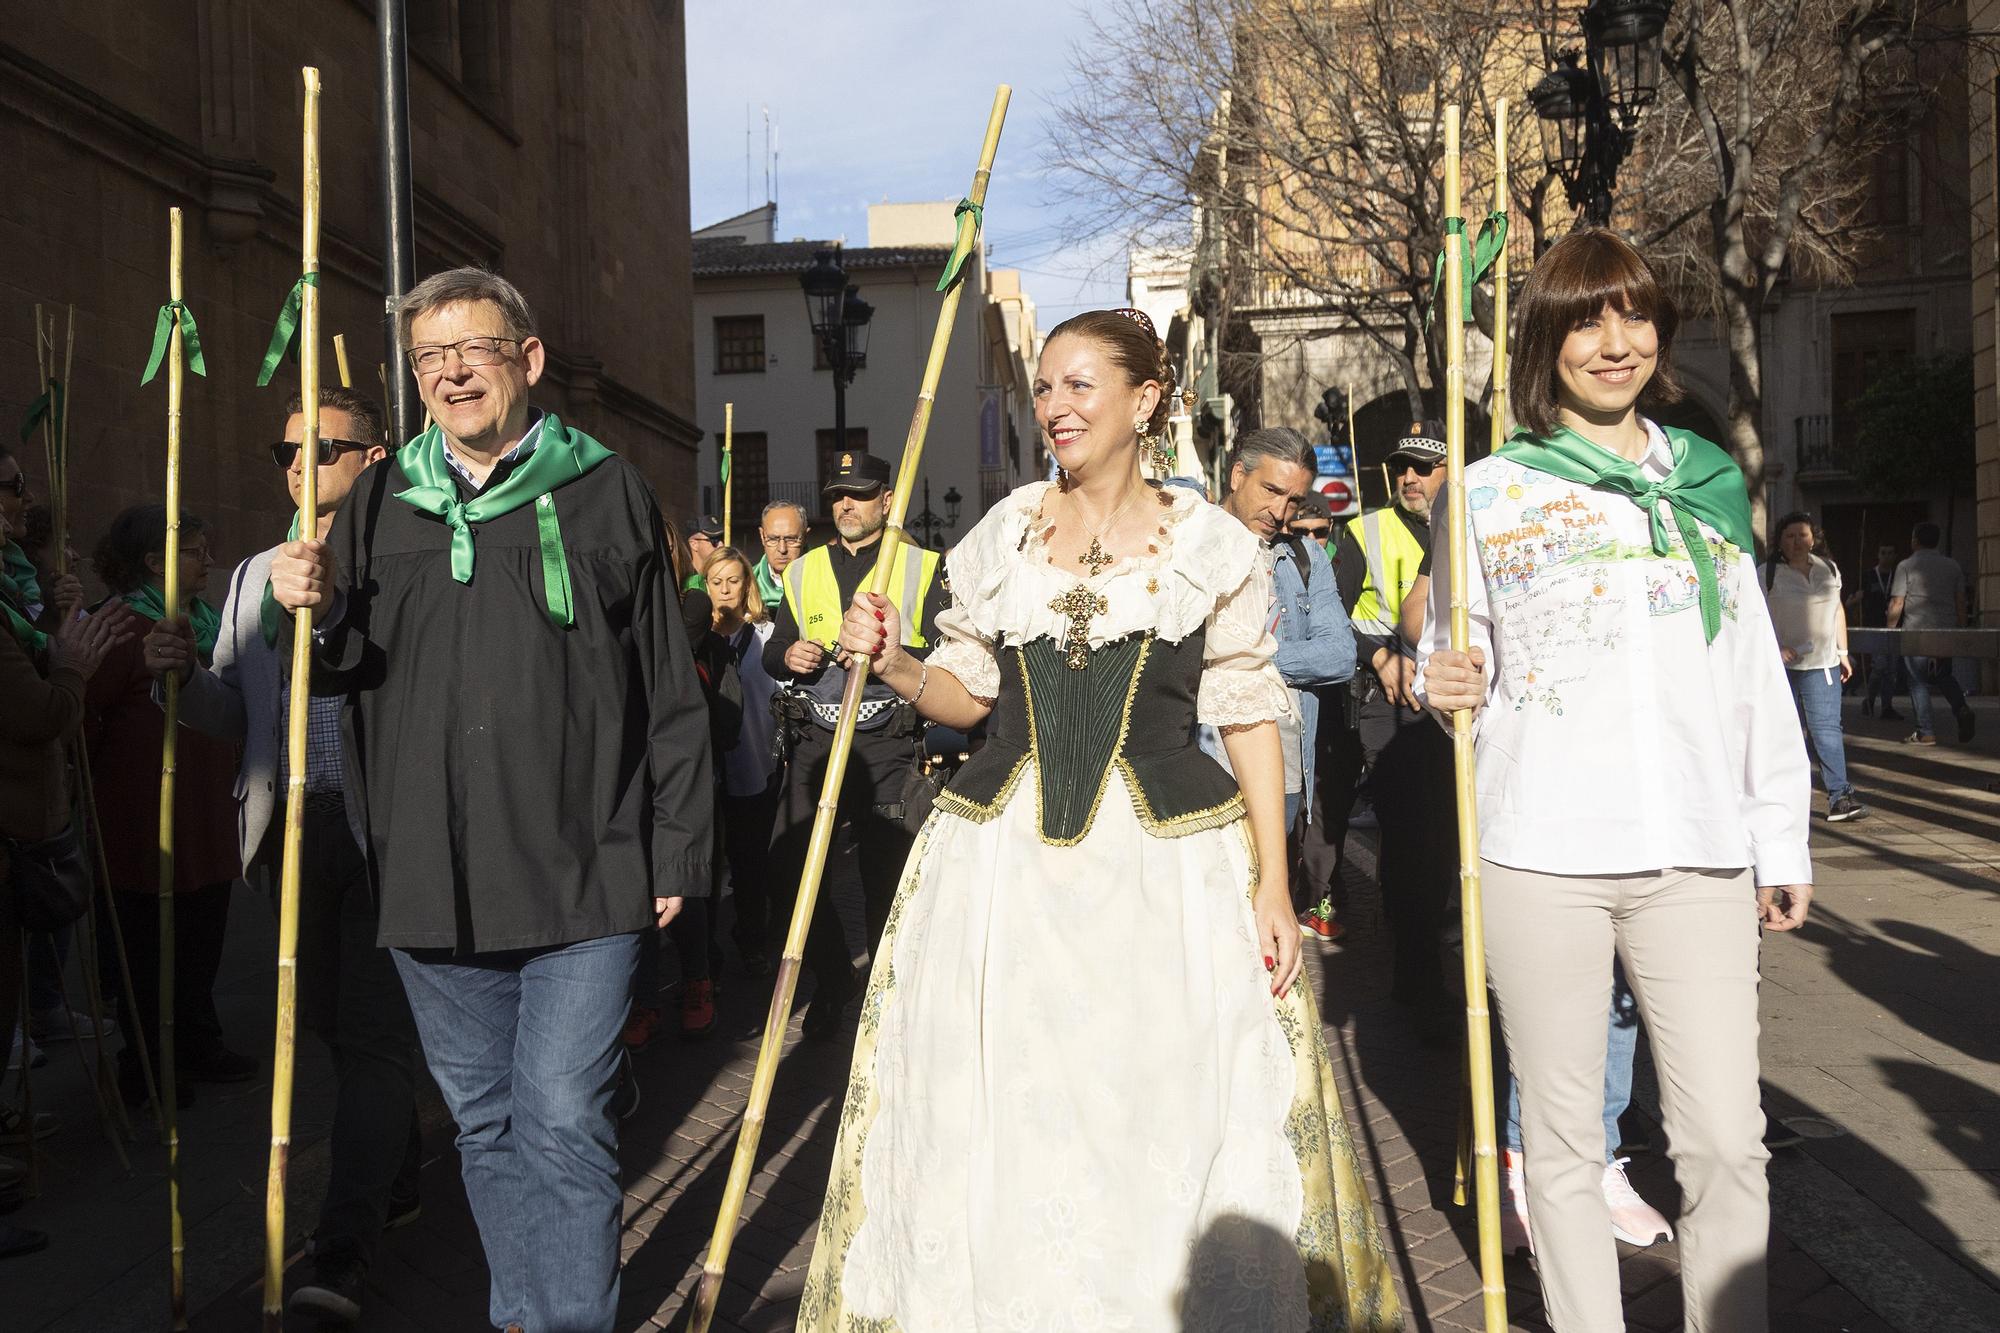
[1482,862,1770,1332]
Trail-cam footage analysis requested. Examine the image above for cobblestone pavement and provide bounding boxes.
[10,696,1998,1331]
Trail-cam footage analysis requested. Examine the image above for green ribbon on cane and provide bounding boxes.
[1426,211,1509,326]
[141,300,209,384]
[935,197,985,292]
[1495,424,1755,644]
[18,379,64,443]
[255,273,321,386]
[392,412,614,629]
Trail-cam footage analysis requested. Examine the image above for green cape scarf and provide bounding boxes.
[392,412,614,628]
[1494,423,1753,643]
[124,582,222,663]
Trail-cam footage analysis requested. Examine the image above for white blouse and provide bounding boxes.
[1764,555,1844,673]
[926,480,1294,727]
[1416,422,1812,887]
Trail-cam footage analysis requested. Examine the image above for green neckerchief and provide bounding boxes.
[1495,422,1753,643]
[124,582,222,663]
[752,554,784,606]
[0,586,45,657]
[259,515,303,647]
[392,411,614,629]
[0,543,41,611]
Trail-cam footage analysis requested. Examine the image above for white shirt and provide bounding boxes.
[1764,555,1844,672]
[1416,420,1811,887]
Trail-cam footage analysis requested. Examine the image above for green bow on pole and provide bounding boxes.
[255,272,321,386]
[141,300,209,385]
[18,378,64,443]
[1426,211,1509,327]
[935,196,985,292]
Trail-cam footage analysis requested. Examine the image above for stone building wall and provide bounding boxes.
[0,1,697,587]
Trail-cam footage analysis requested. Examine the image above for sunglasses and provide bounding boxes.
[1292,524,1332,540]
[271,438,371,468]
[1394,458,1440,477]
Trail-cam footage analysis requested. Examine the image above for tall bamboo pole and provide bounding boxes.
[687,85,1011,1333]
[1443,105,1507,1333]
[57,305,74,572]
[1489,102,1511,458]
[158,203,190,1332]
[722,401,734,548]
[264,65,322,1331]
[332,332,353,389]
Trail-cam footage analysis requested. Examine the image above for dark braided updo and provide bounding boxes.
[1043,308,1184,439]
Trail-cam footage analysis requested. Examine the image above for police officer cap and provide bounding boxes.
[1386,419,1447,466]
[688,513,723,540]
[823,451,893,494]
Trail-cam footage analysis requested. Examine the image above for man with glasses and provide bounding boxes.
[265,267,713,1332]
[763,451,946,1040]
[1287,493,1335,553]
[752,499,809,606]
[1327,420,1456,1041]
[143,386,421,1326]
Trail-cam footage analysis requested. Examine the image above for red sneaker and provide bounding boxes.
[621,1004,662,1052]
[1298,909,1345,942]
[680,979,716,1041]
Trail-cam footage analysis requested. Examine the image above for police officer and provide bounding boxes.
[1327,420,1455,1040]
[762,451,948,1038]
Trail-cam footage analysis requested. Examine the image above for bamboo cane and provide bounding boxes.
[76,743,164,1136]
[14,960,37,1196]
[158,203,190,1332]
[264,65,322,1332]
[722,401,734,548]
[1379,460,1392,509]
[1443,104,1507,1333]
[686,84,1011,1333]
[57,304,74,573]
[1345,379,1356,455]
[32,307,56,555]
[333,332,353,389]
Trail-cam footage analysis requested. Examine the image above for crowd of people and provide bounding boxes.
[0,233,1980,1332]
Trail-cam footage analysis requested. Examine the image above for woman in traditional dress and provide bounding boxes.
[796,308,1401,1332]
[1421,230,1812,1331]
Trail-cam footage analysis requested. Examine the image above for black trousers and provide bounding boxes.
[721,776,782,950]
[294,801,421,1264]
[1319,678,1456,998]
[100,878,231,1076]
[770,723,916,989]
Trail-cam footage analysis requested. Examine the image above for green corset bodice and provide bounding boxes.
[934,634,1245,845]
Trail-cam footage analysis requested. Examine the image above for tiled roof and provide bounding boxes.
[691,237,954,278]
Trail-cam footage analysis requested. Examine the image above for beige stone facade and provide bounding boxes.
[0,1,698,586]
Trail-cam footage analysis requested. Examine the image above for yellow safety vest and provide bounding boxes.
[1346,508,1426,636]
[782,540,939,650]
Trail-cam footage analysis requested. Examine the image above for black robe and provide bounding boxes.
[315,448,713,953]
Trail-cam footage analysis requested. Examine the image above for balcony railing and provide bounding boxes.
[1794,414,1851,478]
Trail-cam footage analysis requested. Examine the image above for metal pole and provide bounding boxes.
[378,0,418,444]
[834,351,848,455]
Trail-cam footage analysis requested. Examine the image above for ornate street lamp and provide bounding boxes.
[909,478,963,547]
[1531,1,1674,228]
[800,250,873,452]
[1583,0,1672,128]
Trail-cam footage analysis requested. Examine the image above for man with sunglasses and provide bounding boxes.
[1326,420,1456,1041]
[264,268,712,1333]
[143,386,420,1325]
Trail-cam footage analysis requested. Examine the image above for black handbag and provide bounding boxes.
[3,825,91,932]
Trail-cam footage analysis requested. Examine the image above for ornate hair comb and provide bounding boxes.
[1112,307,1158,339]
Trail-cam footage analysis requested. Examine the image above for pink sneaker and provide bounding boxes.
[1501,1148,1533,1254]
[1603,1157,1673,1246]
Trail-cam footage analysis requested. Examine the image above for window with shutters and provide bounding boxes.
[715,316,766,374]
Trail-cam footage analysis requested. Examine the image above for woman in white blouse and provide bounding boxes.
[1422,231,1812,1332]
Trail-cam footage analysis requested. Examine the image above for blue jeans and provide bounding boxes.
[1904,655,1969,739]
[394,932,640,1333]
[1787,667,1852,801]
[1867,651,1902,713]
[1504,959,1638,1159]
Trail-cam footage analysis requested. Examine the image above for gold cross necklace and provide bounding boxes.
[1068,481,1146,577]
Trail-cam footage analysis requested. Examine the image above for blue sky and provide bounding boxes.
[684,0,1129,322]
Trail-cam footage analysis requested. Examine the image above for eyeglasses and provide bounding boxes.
[1395,459,1440,477]
[761,533,806,548]
[272,438,372,469]
[1292,524,1332,540]
[0,474,26,497]
[406,336,522,374]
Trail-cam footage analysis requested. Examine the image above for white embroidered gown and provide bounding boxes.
[797,482,1402,1332]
